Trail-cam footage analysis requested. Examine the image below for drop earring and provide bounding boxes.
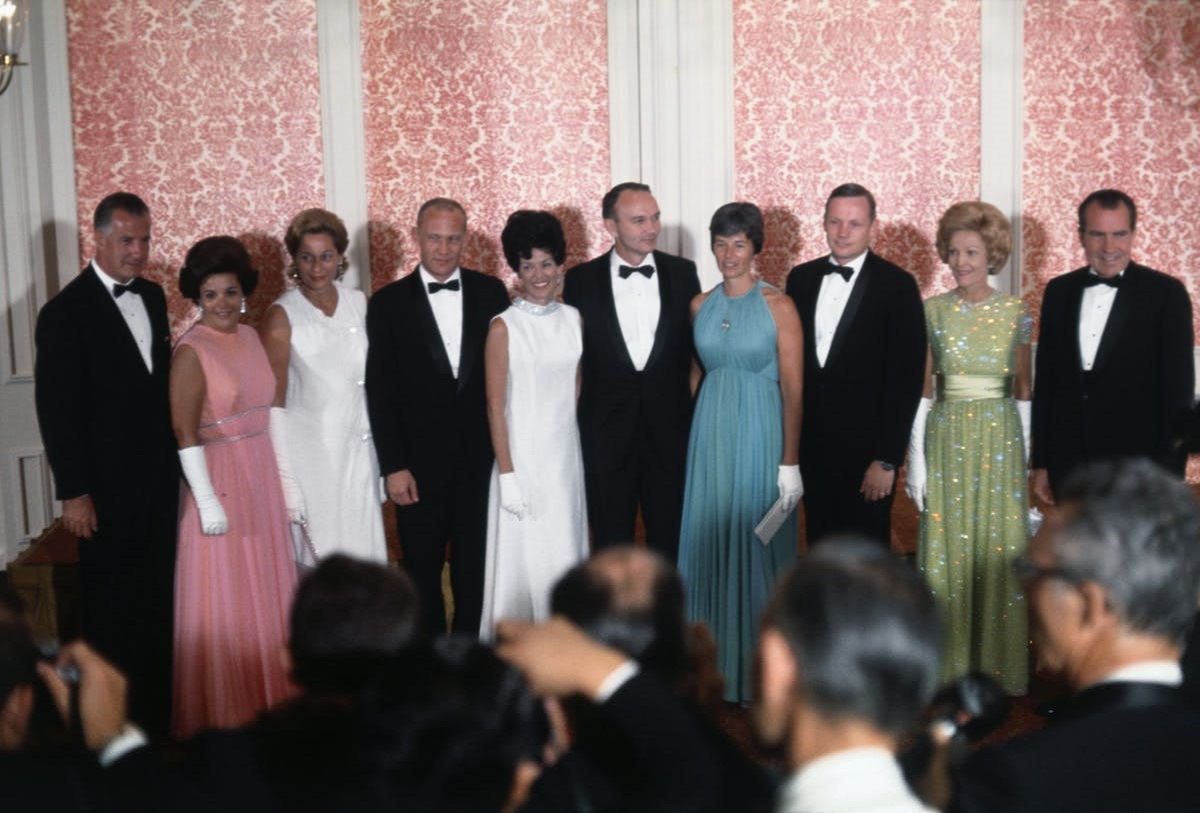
[240,298,247,315]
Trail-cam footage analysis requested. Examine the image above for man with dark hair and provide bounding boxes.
[286,553,421,696]
[1031,189,1193,502]
[510,547,773,813]
[785,184,926,547]
[34,191,178,736]
[757,538,942,812]
[366,197,510,637]
[953,459,1200,812]
[564,183,701,560]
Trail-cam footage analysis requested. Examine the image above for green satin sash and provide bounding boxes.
[936,374,1013,402]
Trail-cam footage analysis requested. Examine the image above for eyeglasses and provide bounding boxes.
[1011,555,1081,586]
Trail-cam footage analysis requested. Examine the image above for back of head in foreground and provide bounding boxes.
[288,554,421,697]
[356,636,547,813]
[757,537,942,765]
[1046,457,1200,675]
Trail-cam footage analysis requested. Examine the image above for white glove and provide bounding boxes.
[179,446,228,535]
[905,398,933,513]
[499,472,528,519]
[1016,399,1032,468]
[777,465,804,513]
[268,407,306,525]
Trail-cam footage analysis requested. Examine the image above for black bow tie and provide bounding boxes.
[824,264,853,282]
[427,279,460,294]
[619,264,654,280]
[1083,274,1121,289]
[112,282,138,298]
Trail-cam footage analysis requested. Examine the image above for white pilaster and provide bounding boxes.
[980,0,1024,294]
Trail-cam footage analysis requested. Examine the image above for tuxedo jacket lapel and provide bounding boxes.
[824,256,873,368]
[84,269,153,378]
[642,251,674,372]
[406,269,455,383]
[457,272,487,392]
[1090,269,1135,375]
[596,252,638,372]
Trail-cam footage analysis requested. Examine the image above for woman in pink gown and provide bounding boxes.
[170,236,297,738]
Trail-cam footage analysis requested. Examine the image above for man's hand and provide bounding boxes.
[37,641,128,752]
[1031,468,1055,506]
[61,495,98,539]
[860,461,896,502]
[386,470,419,505]
[495,617,628,700]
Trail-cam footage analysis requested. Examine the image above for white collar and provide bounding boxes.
[92,260,136,294]
[609,249,658,274]
[1093,660,1182,687]
[829,250,868,275]
[418,265,462,288]
[778,746,932,813]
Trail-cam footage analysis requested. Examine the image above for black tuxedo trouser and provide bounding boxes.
[395,475,489,638]
[587,417,686,563]
[78,509,176,739]
[802,461,893,548]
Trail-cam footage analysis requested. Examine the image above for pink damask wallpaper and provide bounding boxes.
[1022,0,1200,334]
[732,0,981,293]
[359,0,610,293]
[66,0,325,334]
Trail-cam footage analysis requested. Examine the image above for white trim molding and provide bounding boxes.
[317,0,370,291]
[980,0,1024,294]
[607,0,734,284]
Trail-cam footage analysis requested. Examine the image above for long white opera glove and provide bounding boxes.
[268,407,306,525]
[905,398,933,513]
[777,465,804,513]
[179,446,228,535]
[1016,400,1032,468]
[499,472,529,519]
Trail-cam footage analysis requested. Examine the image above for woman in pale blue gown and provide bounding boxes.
[677,202,804,703]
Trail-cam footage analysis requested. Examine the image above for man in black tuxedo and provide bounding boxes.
[785,184,926,547]
[33,192,178,737]
[366,198,509,638]
[563,183,700,560]
[952,459,1200,813]
[1031,189,1193,503]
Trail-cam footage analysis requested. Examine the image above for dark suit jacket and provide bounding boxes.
[34,265,178,533]
[563,250,701,475]
[951,681,1200,813]
[365,268,510,496]
[521,672,772,813]
[1032,263,1194,488]
[786,251,926,474]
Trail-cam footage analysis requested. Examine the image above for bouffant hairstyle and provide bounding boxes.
[500,210,567,271]
[709,202,764,254]
[936,201,1012,274]
[285,208,349,259]
[178,235,259,301]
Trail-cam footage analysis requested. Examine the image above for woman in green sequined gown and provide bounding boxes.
[907,202,1032,694]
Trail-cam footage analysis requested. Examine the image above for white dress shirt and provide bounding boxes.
[419,265,463,378]
[813,251,868,367]
[1077,267,1124,370]
[92,261,153,373]
[1094,659,1183,688]
[608,250,660,371]
[776,747,936,813]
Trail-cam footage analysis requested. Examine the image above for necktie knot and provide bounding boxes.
[619,264,654,280]
[113,282,138,298]
[824,264,853,282]
[428,279,461,294]
[1083,274,1121,289]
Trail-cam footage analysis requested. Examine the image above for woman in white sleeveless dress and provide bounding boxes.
[479,210,587,636]
[260,209,387,564]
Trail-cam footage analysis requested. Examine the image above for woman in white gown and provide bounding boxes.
[479,210,587,636]
[260,208,387,565]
